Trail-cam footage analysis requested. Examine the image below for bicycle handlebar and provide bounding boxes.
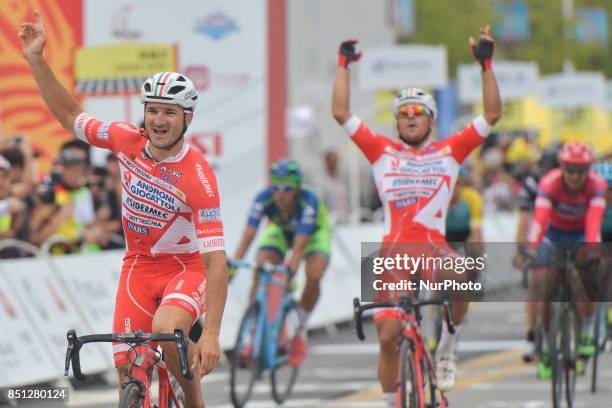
[65,329,193,381]
[353,296,455,341]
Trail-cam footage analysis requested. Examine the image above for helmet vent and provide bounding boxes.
[168,85,186,95]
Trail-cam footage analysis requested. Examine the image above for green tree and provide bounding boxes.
[402,0,612,77]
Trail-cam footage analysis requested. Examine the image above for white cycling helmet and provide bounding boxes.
[140,72,198,110]
[393,87,437,121]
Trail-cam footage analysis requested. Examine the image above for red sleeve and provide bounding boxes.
[528,196,552,245]
[343,116,389,164]
[585,175,608,243]
[527,175,555,245]
[444,117,488,164]
[190,160,226,254]
[74,112,143,154]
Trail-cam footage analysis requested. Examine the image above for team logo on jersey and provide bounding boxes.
[160,172,177,184]
[198,207,221,222]
[126,221,150,235]
[195,163,215,198]
[160,166,182,178]
[123,171,132,187]
[97,123,110,140]
[126,213,163,229]
[125,197,171,220]
[394,197,417,208]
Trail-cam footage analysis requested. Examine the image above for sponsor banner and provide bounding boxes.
[538,72,606,109]
[458,61,539,104]
[48,252,120,338]
[358,44,448,91]
[0,267,59,387]
[575,7,608,45]
[75,43,176,81]
[0,0,83,174]
[2,258,109,374]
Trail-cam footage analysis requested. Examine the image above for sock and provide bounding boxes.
[297,306,311,331]
[383,392,397,408]
[437,323,461,356]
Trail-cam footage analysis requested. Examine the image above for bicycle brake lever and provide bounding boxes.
[64,329,77,376]
[174,329,193,380]
[443,302,456,334]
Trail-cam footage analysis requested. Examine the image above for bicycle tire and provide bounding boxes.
[591,299,604,393]
[271,300,300,404]
[399,340,419,408]
[563,305,578,407]
[420,355,436,408]
[118,383,143,408]
[230,302,262,408]
[549,301,563,408]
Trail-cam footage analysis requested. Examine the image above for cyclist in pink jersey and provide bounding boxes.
[527,142,607,379]
[20,12,226,407]
[332,25,501,402]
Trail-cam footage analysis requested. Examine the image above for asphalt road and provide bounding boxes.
[6,302,612,407]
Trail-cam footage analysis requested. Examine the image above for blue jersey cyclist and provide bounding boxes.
[231,158,331,365]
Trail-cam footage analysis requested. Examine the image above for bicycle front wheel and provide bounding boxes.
[271,299,300,404]
[549,302,563,408]
[591,300,605,393]
[230,302,262,408]
[119,383,143,408]
[399,340,419,408]
[563,305,578,407]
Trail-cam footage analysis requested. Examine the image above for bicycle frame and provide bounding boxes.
[244,265,293,370]
[65,329,191,408]
[353,296,455,408]
[397,309,441,406]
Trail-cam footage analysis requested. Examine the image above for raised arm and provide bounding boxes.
[19,11,83,134]
[469,25,502,126]
[332,40,362,124]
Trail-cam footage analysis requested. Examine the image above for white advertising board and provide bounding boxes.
[0,268,59,387]
[358,45,448,90]
[457,61,539,103]
[2,258,109,374]
[538,72,606,109]
[84,0,268,251]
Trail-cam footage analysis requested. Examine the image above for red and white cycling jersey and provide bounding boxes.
[343,115,491,242]
[74,112,225,257]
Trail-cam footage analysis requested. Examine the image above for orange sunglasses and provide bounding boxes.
[398,104,431,117]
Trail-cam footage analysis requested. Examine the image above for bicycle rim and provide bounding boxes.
[271,300,300,404]
[118,383,143,408]
[230,302,262,408]
[549,302,563,408]
[399,340,419,408]
[564,307,577,407]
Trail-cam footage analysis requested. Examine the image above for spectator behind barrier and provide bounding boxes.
[0,154,26,258]
[29,141,99,253]
[0,134,37,200]
[88,166,124,249]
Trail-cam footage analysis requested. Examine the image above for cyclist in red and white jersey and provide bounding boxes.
[20,12,227,407]
[332,25,501,403]
[527,142,607,379]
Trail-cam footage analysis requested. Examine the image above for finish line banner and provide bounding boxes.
[360,242,612,302]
